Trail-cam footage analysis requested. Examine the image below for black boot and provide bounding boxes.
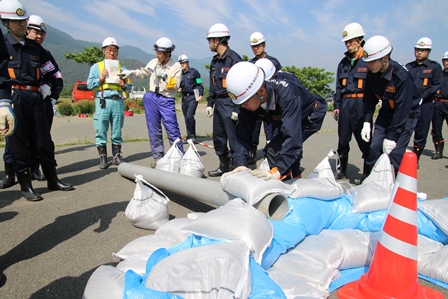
[42,166,74,191]
[208,155,230,177]
[431,142,444,160]
[112,144,124,165]
[0,162,15,189]
[355,161,371,185]
[97,146,108,169]
[334,155,348,180]
[248,145,257,165]
[16,170,43,201]
[30,157,46,181]
[413,146,424,168]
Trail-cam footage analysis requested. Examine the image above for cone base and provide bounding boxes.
[337,274,444,299]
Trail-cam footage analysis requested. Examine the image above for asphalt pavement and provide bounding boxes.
[0,104,447,298]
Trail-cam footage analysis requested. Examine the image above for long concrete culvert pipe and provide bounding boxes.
[118,163,289,220]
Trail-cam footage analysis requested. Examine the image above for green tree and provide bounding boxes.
[64,46,104,66]
[282,65,334,97]
[242,54,249,61]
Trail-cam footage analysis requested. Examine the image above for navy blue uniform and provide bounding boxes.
[334,50,370,159]
[208,47,242,157]
[180,67,204,139]
[405,58,442,148]
[3,33,59,173]
[0,29,11,101]
[363,59,421,172]
[45,50,63,129]
[431,69,448,143]
[249,55,282,146]
[234,78,327,177]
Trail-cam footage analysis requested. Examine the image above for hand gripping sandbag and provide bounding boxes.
[179,139,204,177]
[156,138,183,173]
[125,175,170,230]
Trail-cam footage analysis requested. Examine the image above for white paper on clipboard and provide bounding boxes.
[104,59,120,83]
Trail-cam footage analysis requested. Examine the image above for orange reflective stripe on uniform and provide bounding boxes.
[357,78,363,89]
[342,78,347,87]
[35,68,40,80]
[423,78,428,86]
[7,68,16,79]
[389,99,395,109]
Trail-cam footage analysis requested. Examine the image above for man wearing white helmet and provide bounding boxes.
[430,51,448,160]
[87,37,131,169]
[177,54,204,143]
[226,61,327,180]
[0,0,73,200]
[333,22,370,182]
[360,35,421,183]
[26,14,64,181]
[405,37,442,167]
[118,37,183,168]
[248,32,282,164]
[206,23,242,176]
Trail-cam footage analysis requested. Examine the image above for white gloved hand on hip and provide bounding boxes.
[361,122,371,142]
[382,139,396,155]
[40,84,51,99]
[231,112,238,121]
[0,100,16,137]
[206,107,213,117]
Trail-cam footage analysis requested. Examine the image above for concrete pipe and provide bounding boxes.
[118,163,289,220]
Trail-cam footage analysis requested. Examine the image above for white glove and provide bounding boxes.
[361,122,371,142]
[206,107,213,117]
[222,166,248,177]
[0,100,16,137]
[50,98,57,106]
[117,70,134,79]
[40,84,51,99]
[382,139,396,155]
[231,112,238,121]
[156,69,167,80]
[251,167,281,181]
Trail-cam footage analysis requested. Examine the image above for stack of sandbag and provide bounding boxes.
[156,138,183,173]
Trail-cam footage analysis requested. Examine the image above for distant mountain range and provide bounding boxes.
[43,24,212,88]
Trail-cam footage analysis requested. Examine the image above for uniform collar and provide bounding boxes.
[344,47,364,60]
[215,47,230,60]
[380,60,394,81]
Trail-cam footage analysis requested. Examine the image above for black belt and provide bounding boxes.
[216,93,229,98]
[434,98,448,103]
[104,95,122,99]
[12,84,40,91]
[183,92,193,96]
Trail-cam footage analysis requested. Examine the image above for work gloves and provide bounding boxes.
[382,139,396,155]
[333,109,339,121]
[0,100,16,137]
[222,166,248,177]
[361,122,371,142]
[117,70,134,79]
[155,69,167,80]
[40,84,51,99]
[231,112,238,121]
[251,167,281,181]
[51,98,57,106]
[206,107,213,117]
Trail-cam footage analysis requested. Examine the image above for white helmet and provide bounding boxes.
[207,23,230,39]
[250,32,265,46]
[362,35,392,62]
[341,22,365,42]
[178,54,189,63]
[154,37,175,52]
[443,51,448,60]
[0,0,28,20]
[415,37,432,50]
[227,62,265,105]
[255,58,276,80]
[102,37,119,48]
[28,15,46,32]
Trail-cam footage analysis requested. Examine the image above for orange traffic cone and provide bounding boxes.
[337,152,444,299]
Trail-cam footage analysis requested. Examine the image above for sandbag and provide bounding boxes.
[418,198,448,236]
[125,175,170,230]
[418,234,444,272]
[290,177,344,200]
[420,245,448,283]
[156,138,183,173]
[112,234,176,261]
[179,139,204,178]
[82,265,125,299]
[154,217,193,243]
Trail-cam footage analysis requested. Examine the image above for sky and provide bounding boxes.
[19,0,448,75]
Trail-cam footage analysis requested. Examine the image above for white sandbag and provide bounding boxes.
[156,137,183,173]
[179,139,204,177]
[116,252,151,274]
[272,253,340,291]
[418,199,448,235]
[361,153,395,185]
[154,217,193,243]
[351,181,393,212]
[267,268,329,299]
[420,245,448,283]
[181,198,273,264]
[307,149,336,179]
[259,158,270,171]
[290,177,344,200]
[220,168,295,205]
[82,265,125,299]
[418,234,444,272]
[319,229,376,269]
[112,234,176,261]
[125,175,170,230]
[288,235,343,269]
[145,241,252,299]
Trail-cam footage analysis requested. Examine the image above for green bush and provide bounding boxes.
[57,102,74,116]
[73,100,95,115]
[327,101,334,112]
